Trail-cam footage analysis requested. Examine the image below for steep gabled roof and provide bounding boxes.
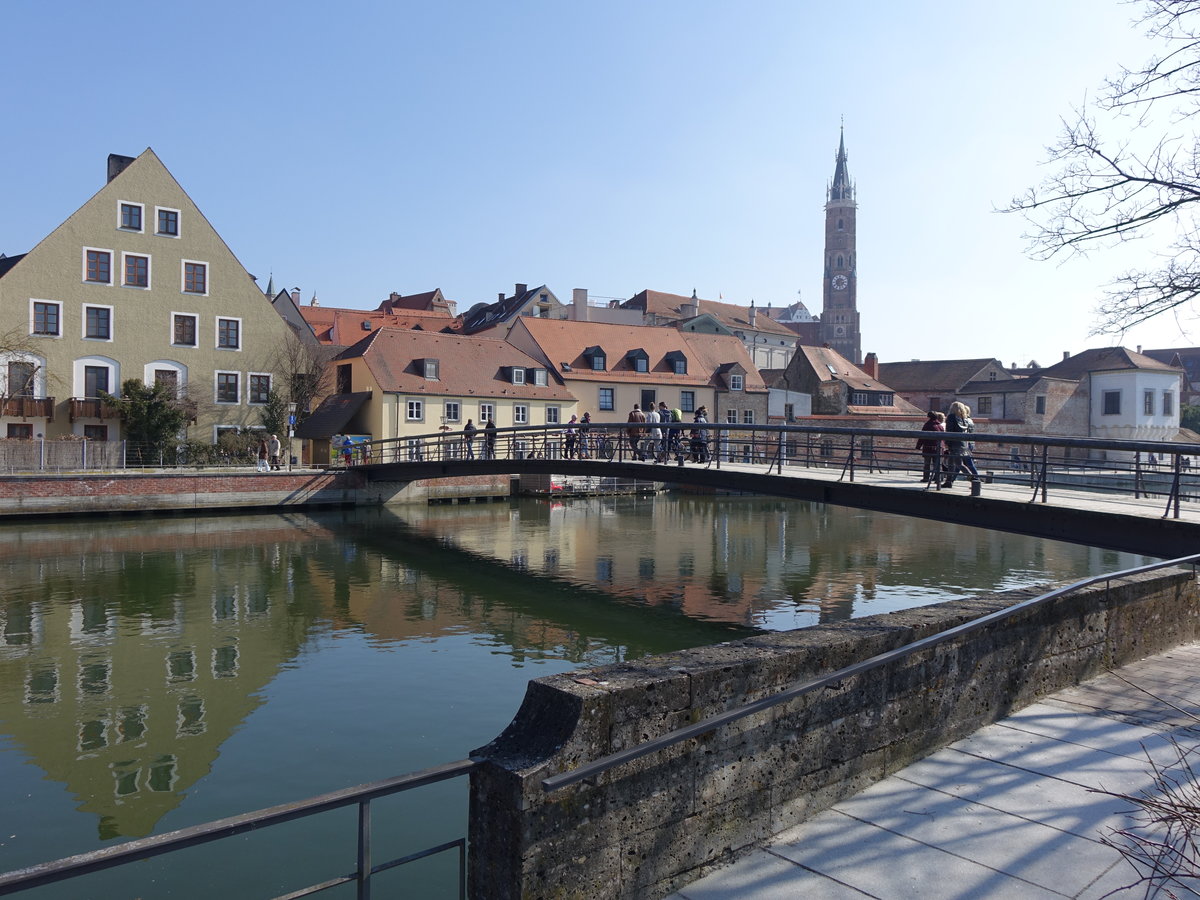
[341,327,575,401]
[460,284,559,334]
[298,305,452,345]
[513,318,767,392]
[877,358,1010,392]
[623,289,797,339]
[793,346,922,415]
[1039,347,1182,380]
[1141,347,1200,387]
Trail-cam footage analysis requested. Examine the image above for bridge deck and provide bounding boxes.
[667,640,1200,899]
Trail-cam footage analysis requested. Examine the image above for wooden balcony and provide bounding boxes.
[68,398,122,421]
[1,396,55,421]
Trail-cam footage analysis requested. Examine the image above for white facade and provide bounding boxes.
[1090,369,1181,441]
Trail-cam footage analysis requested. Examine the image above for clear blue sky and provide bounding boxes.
[1,0,1189,366]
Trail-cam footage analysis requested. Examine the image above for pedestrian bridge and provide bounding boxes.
[342,422,1200,558]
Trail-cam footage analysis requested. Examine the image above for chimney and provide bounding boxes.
[572,288,589,322]
[498,292,506,303]
[292,288,301,305]
[683,289,700,318]
[748,301,757,327]
[106,153,136,183]
[1063,351,1070,361]
[862,352,879,379]
[515,283,528,297]
[1137,345,1142,354]
[389,292,401,302]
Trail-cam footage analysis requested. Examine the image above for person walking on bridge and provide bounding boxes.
[483,418,496,460]
[463,419,477,460]
[916,411,944,483]
[626,404,647,460]
[942,402,979,488]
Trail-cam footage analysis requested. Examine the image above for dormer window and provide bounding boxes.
[511,367,526,385]
[362,320,373,331]
[730,374,744,391]
[423,358,439,380]
[583,346,606,371]
[665,350,688,375]
[532,368,547,386]
[625,349,649,373]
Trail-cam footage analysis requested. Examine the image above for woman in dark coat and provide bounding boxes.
[915,411,945,483]
[942,402,979,488]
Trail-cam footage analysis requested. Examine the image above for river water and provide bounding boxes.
[0,495,1152,897]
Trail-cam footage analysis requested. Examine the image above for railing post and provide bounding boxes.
[1135,451,1143,499]
[39,437,45,471]
[358,799,372,900]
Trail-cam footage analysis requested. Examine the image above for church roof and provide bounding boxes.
[828,127,853,203]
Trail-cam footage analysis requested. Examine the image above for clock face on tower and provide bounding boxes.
[832,274,848,291]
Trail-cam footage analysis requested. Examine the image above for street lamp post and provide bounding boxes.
[287,403,297,472]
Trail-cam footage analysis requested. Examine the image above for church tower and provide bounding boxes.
[820,127,861,364]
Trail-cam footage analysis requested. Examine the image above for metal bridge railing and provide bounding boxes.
[0,758,478,899]
[338,423,1200,518]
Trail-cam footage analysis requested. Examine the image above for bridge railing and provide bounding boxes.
[335,422,1200,517]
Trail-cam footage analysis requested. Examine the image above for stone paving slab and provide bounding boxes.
[666,644,1200,900]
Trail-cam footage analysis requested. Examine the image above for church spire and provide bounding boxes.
[828,126,853,203]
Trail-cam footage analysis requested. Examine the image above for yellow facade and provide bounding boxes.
[0,150,296,442]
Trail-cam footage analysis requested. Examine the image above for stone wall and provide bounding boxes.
[0,470,512,517]
[468,567,1200,899]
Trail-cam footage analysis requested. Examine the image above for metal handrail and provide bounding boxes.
[0,758,479,898]
[541,554,1200,792]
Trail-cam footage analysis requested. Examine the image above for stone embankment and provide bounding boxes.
[469,566,1200,900]
[0,469,511,517]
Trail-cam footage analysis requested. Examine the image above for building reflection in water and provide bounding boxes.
[0,497,1147,856]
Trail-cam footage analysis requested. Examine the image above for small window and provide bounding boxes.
[120,202,143,232]
[7,423,33,439]
[512,367,526,385]
[545,406,559,424]
[173,314,197,347]
[32,301,61,336]
[742,410,754,424]
[591,355,606,371]
[977,396,992,415]
[1164,391,1175,416]
[729,374,744,391]
[84,249,112,284]
[444,400,461,422]
[157,208,179,236]
[83,424,108,441]
[674,359,687,375]
[514,405,528,424]
[680,391,695,412]
[479,403,495,422]
[84,365,110,398]
[8,362,35,398]
[249,374,271,405]
[1035,395,1046,415]
[216,372,240,404]
[726,409,738,424]
[533,369,547,386]
[1102,390,1121,415]
[183,262,207,294]
[424,359,439,380]
[85,306,112,340]
[123,253,149,287]
[406,399,423,421]
[599,388,614,411]
[217,318,240,350]
[989,371,997,381]
[1145,390,1155,416]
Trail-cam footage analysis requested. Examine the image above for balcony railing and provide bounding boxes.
[68,398,122,421]
[0,396,53,420]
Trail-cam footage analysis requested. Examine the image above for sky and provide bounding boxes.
[1,0,1195,367]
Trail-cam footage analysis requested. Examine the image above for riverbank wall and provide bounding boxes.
[0,470,512,518]
[468,566,1200,900]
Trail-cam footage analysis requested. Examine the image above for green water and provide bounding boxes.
[0,496,1152,897]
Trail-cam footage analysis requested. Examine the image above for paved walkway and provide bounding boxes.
[666,643,1200,900]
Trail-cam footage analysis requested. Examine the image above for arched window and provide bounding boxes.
[837,218,844,231]
[836,255,844,268]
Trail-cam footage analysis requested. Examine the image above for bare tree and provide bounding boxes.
[0,323,57,421]
[268,330,336,426]
[1010,1,1200,336]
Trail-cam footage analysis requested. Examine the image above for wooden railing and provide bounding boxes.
[0,396,54,420]
[68,398,121,421]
